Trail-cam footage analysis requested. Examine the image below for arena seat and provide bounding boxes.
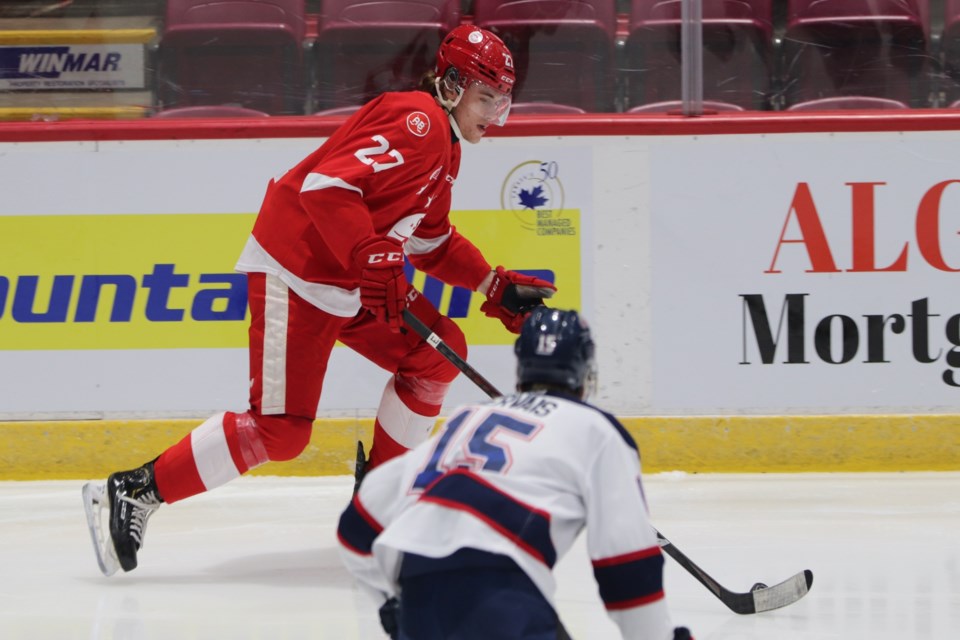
[156,0,308,115]
[313,105,364,116]
[153,106,272,117]
[312,0,460,110]
[778,0,930,109]
[785,96,910,110]
[626,99,745,113]
[510,101,588,113]
[939,0,960,105]
[623,0,774,111]
[474,0,618,112]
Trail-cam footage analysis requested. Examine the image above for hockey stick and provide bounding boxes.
[655,531,813,614]
[402,308,503,398]
[404,308,815,615]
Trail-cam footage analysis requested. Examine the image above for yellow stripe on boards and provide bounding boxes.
[1,414,957,480]
[0,29,156,45]
[0,106,148,121]
[624,415,960,473]
[0,418,373,481]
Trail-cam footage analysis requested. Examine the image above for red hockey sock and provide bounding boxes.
[366,420,409,470]
[154,411,268,503]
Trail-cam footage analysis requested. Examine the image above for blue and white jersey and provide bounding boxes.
[337,390,675,640]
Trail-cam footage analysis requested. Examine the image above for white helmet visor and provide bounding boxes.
[463,80,512,126]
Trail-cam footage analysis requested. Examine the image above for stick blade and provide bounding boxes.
[748,569,814,614]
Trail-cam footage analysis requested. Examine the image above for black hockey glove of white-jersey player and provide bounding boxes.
[378,597,400,639]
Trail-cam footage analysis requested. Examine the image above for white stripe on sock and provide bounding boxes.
[190,412,241,491]
[376,379,435,449]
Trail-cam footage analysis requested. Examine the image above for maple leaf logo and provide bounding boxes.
[517,185,548,209]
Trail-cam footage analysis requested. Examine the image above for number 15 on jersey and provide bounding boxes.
[412,409,543,490]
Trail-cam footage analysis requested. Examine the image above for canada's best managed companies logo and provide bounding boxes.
[500,160,577,237]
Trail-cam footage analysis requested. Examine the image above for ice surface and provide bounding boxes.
[1,472,958,639]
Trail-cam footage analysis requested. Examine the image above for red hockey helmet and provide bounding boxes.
[436,25,515,95]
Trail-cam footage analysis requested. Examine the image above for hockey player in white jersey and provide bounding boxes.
[337,307,693,639]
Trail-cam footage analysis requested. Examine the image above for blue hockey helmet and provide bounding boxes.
[515,307,597,399]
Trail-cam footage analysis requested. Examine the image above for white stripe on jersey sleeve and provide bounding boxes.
[405,229,451,255]
[301,172,364,196]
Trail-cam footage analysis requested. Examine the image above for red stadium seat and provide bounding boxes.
[785,96,910,110]
[626,99,745,113]
[623,0,774,110]
[312,0,460,110]
[157,0,308,115]
[510,101,588,113]
[474,0,618,112]
[779,0,930,109]
[154,106,272,118]
[313,105,364,116]
[940,0,960,105]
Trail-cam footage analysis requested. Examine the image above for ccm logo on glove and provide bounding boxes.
[353,237,408,332]
[366,251,403,265]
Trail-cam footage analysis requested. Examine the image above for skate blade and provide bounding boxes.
[81,482,120,577]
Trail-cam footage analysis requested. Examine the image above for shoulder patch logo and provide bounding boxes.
[407,111,430,137]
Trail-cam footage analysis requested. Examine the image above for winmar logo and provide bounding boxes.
[0,264,246,323]
[14,48,122,75]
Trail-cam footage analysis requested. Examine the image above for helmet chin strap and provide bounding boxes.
[434,76,475,144]
[447,111,468,143]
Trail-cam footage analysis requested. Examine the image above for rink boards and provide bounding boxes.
[2,116,960,478]
[1,414,957,480]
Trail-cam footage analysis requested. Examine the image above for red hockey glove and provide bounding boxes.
[480,266,556,334]
[353,237,407,332]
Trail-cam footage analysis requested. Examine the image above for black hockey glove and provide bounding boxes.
[378,597,400,639]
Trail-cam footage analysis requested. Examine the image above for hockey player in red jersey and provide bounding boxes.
[337,308,694,640]
[81,25,555,577]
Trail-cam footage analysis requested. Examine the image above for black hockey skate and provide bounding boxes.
[82,462,163,576]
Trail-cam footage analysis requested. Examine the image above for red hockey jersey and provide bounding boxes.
[236,90,491,317]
